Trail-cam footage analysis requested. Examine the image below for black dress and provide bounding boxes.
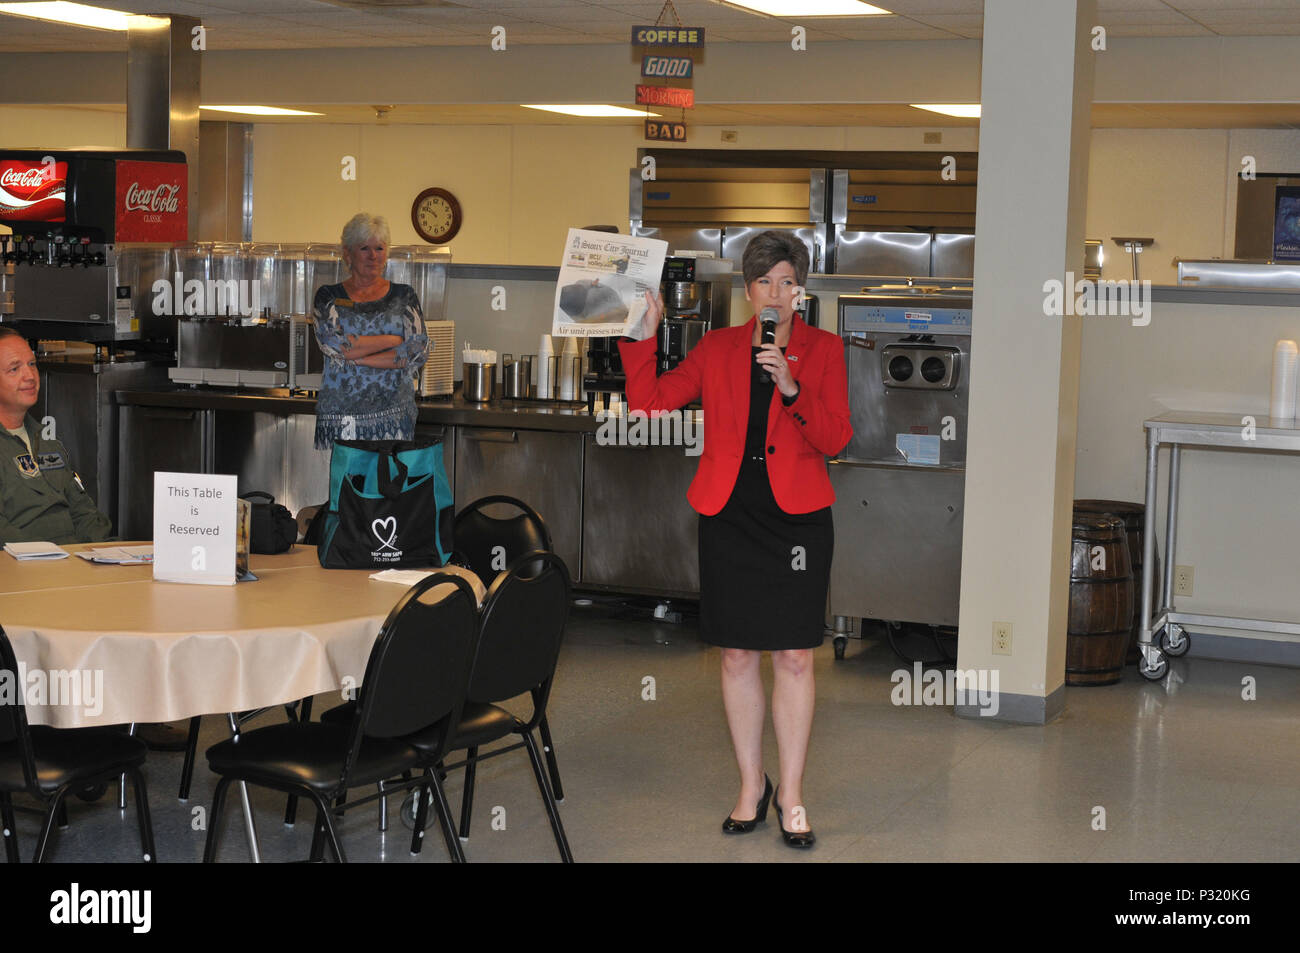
[697,347,834,651]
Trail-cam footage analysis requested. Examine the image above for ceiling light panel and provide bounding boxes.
[721,0,892,17]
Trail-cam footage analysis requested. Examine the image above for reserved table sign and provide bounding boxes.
[153,472,238,585]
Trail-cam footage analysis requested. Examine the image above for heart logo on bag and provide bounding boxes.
[371,516,400,552]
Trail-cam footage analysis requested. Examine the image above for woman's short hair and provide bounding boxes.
[741,230,810,286]
[341,212,391,250]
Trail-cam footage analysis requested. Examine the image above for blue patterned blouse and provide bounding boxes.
[312,282,429,449]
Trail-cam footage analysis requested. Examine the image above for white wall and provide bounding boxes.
[0,106,126,150]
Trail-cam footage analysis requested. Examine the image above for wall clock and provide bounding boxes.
[411,187,462,244]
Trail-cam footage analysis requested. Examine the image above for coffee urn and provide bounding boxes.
[656,255,731,374]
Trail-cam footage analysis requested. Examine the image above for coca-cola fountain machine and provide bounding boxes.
[0,148,187,344]
[0,148,187,529]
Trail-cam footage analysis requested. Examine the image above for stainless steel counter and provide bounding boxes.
[114,387,703,599]
[117,389,603,432]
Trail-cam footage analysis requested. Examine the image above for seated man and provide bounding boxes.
[0,327,112,544]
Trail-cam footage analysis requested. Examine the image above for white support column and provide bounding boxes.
[956,0,1097,723]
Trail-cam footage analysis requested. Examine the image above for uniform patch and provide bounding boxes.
[14,453,39,478]
[37,451,65,470]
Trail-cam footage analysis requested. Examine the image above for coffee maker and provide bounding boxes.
[656,255,732,374]
[583,255,733,409]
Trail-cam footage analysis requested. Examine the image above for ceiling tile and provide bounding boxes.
[1103,23,1219,36]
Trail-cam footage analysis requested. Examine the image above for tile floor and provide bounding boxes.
[10,605,1298,863]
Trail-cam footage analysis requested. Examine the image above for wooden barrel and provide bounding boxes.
[1066,514,1134,686]
[1074,500,1158,664]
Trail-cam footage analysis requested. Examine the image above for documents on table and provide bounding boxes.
[370,569,443,586]
[4,541,69,560]
[76,545,155,565]
[370,567,486,604]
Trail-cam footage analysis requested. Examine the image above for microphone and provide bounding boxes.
[759,307,778,383]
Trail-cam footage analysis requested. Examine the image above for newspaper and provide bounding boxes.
[552,229,668,338]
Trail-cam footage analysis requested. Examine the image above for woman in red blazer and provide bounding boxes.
[619,231,851,848]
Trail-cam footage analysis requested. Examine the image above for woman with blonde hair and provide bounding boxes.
[312,212,428,448]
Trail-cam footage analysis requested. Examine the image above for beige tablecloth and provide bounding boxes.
[0,544,483,728]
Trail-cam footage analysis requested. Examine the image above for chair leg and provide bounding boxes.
[119,723,135,811]
[1,792,19,863]
[458,746,478,839]
[34,787,73,863]
[178,716,202,801]
[282,698,313,826]
[54,799,68,830]
[539,715,564,801]
[202,777,233,863]
[305,792,346,863]
[378,782,387,832]
[521,730,573,863]
[125,766,157,863]
[309,812,327,863]
[423,767,465,863]
[409,778,430,856]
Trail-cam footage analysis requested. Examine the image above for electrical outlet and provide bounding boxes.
[923,131,943,144]
[1174,565,1194,596]
[992,621,1012,656]
[721,129,739,143]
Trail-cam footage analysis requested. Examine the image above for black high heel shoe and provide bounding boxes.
[722,775,773,834]
[774,788,816,848]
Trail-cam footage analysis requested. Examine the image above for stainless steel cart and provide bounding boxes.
[1139,411,1300,679]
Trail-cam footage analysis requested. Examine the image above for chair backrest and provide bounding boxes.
[342,573,479,781]
[454,495,552,583]
[0,628,40,792]
[469,550,570,712]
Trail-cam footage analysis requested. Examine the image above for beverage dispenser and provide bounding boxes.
[0,148,188,346]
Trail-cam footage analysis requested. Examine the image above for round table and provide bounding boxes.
[0,544,483,728]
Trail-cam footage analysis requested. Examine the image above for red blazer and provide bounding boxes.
[619,315,852,516]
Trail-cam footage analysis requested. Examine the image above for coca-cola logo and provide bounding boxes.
[124,181,181,214]
[0,167,52,189]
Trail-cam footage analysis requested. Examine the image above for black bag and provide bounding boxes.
[241,491,298,555]
[317,438,454,570]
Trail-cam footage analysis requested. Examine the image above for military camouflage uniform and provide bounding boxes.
[0,416,112,544]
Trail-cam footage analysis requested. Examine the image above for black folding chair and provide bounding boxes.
[178,701,312,804]
[201,572,479,862]
[453,495,564,799]
[441,550,573,862]
[0,628,156,863]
